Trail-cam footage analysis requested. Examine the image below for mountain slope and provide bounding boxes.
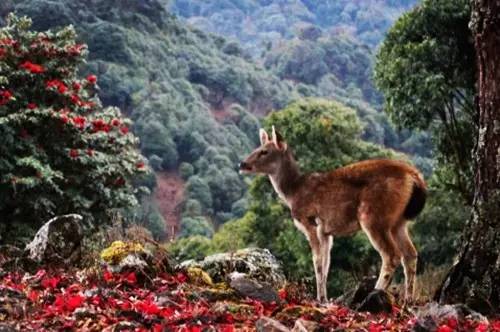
[0,0,299,235]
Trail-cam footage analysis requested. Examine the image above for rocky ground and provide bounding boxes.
[0,215,498,331]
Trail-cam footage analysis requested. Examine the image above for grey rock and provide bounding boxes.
[255,317,290,332]
[412,302,488,332]
[179,248,286,288]
[229,271,280,303]
[25,214,83,265]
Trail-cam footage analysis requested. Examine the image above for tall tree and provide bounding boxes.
[374,0,476,202]
[437,0,500,313]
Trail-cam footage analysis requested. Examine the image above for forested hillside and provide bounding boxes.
[0,0,300,237]
[171,0,417,51]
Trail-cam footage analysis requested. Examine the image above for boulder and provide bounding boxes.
[229,271,280,303]
[412,302,488,332]
[24,214,83,265]
[255,317,290,332]
[178,248,286,289]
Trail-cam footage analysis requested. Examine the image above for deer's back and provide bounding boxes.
[291,159,423,235]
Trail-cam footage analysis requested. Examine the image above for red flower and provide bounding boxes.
[86,148,94,157]
[103,270,114,282]
[120,126,129,135]
[70,94,81,105]
[136,161,145,169]
[19,61,45,74]
[72,116,86,130]
[87,74,97,84]
[66,294,85,311]
[72,82,81,91]
[66,43,85,56]
[27,103,37,109]
[61,114,69,124]
[0,90,13,105]
[92,119,110,133]
[69,149,79,158]
[114,177,126,186]
[41,276,60,289]
[437,325,454,332]
[46,79,68,94]
[124,272,137,284]
[111,118,120,126]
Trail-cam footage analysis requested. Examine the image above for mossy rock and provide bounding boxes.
[178,248,286,288]
[100,241,145,265]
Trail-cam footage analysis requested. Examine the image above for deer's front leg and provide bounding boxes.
[294,219,327,302]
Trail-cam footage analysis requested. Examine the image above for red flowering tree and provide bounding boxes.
[0,15,147,231]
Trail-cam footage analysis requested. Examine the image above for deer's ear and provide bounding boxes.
[271,125,288,151]
[259,128,269,145]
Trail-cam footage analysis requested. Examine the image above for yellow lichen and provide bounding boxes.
[100,241,144,264]
[187,267,214,286]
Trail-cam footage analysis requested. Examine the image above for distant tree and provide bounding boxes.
[0,15,147,230]
[375,0,475,202]
[437,0,500,313]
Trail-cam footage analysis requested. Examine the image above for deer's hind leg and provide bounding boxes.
[359,205,402,290]
[392,222,418,304]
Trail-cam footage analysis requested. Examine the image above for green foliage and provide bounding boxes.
[375,0,475,201]
[0,15,147,228]
[171,0,417,52]
[179,216,214,238]
[167,235,212,262]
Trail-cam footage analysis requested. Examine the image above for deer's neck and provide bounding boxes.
[269,155,302,205]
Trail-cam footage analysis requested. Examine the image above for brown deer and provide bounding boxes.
[239,126,427,304]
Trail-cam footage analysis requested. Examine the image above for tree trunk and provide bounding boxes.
[437,0,500,314]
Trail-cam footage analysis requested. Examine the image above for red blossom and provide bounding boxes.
[19,61,45,73]
[111,118,120,126]
[120,126,129,135]
[72,82,81,91]
[70,94,81,105]
[86,148,94,157]
[124,272,137,284]
[136,161,145,169]
[66,43,85,56]
[27,103,37,109]
[92,119,110,133]
[87,74,97,84]
[0,90,13,106]
[41,276,60,289]
[437,325,454,332]
[69,149,79,158]
[71,116,86,130]
[46,79,68,94]
[60,114,69,124]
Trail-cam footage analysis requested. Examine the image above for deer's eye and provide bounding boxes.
[259,150,268,157]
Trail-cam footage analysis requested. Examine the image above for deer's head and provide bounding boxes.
[239,126,289,175]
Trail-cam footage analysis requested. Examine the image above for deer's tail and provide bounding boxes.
[403,171,427,220]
